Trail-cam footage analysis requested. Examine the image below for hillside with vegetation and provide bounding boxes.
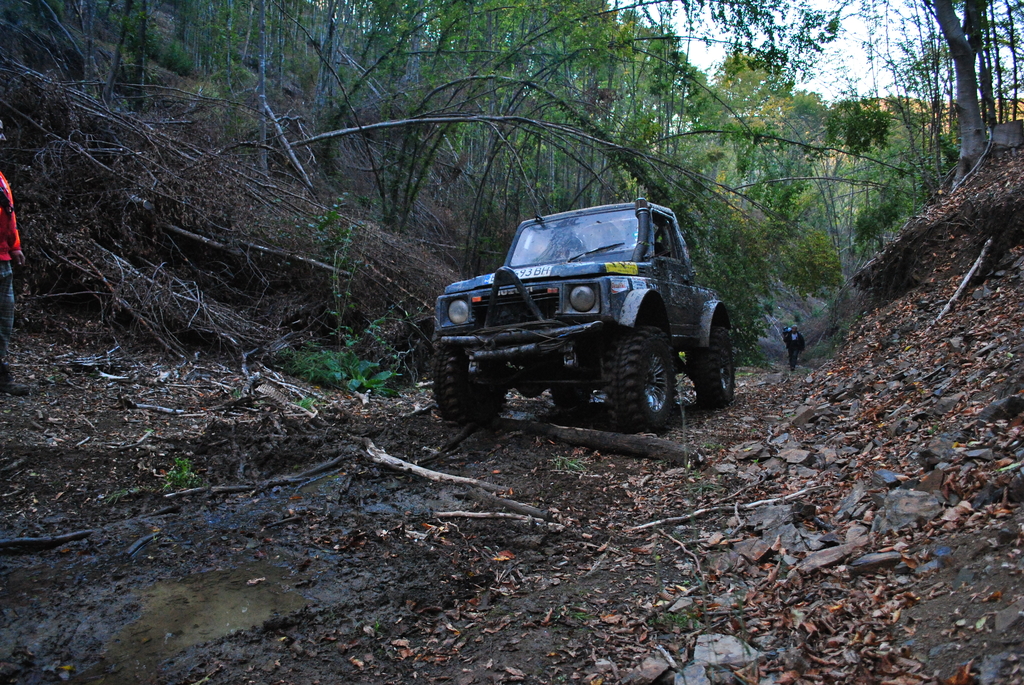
[2,0,1021,363]
[3,0,1024,683]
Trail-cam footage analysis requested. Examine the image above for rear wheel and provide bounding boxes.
[689,326,735,409]
[432,345,505,424]
[606,326,675,432]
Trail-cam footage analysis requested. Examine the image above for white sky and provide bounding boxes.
[676,3,899,102]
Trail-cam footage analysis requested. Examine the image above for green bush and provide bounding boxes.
[164,457,203,490]
[160,39,193,76]
[277,344,398,395]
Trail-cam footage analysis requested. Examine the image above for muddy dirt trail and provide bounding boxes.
[3,322,1024,685]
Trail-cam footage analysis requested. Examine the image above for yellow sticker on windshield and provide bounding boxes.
[605,262,638,275]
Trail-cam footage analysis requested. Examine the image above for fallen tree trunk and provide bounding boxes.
[364,439,505,492]
[492,418,692,466]
[0,529,96,554]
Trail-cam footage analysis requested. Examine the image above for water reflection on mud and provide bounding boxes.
[97,562,306,683]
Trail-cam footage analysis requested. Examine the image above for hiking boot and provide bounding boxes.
[0,362,29,396]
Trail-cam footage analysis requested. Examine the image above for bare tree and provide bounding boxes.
[927,0,987,180]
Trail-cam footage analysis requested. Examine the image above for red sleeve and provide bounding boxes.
[0,172,17,252]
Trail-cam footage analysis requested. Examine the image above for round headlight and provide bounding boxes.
[569,285,596,312]
[447,299,470,325]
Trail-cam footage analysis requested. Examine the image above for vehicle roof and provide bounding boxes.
[518,201,672,227]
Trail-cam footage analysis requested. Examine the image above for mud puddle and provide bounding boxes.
[89,562,307,684]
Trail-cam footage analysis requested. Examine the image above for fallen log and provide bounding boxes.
[492,418,692,466]
[364,439,505,492]
[467,487,553,521]
[0,529,96,554]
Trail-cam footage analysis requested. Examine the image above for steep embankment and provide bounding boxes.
[753,145,1024,682]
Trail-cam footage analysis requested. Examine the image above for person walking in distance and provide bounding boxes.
[0,120,29,396]
[782,325,805,372]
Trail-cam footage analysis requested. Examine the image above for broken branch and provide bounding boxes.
[936,237,993,321]
[0,529,96,553]
[364,439,504,492]
[626,484,830,531]
[434,511,564,530]
[466,487,553,521]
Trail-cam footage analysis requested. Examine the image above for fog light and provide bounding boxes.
[448,299,470,324]
[569,285,596,312]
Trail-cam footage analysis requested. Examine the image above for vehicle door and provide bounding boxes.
[650,212,701,345]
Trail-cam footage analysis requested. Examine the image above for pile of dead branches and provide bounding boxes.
[0,62,455,356]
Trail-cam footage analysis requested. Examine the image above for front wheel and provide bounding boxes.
[432,345,505,424]
[606,326,675,433]
[688,326,735,409]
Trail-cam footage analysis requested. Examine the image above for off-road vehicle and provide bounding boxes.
[432,199,733,432]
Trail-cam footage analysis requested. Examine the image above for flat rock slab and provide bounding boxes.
[837,482,868,521]
[966,448,995,461]
[790,406,816,426]
[995,599,1024,633]
[668,596,695,613]
[798,543,859,572]
[915,468,945,493]
[733,537,773,564]
[620,656,670,685]
[674,663,711,685]
[730,442,766,460]
[871,490,943,535]
[780,449,812,465]
[692,634,760,669]
[872,469,903,489]
[849,551,903,575]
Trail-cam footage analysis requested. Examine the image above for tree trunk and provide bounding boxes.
[82,0,95,83]
[258,0,268,170]
[137,0,147,90]
[930,0,987,181]
[102,0,135,106]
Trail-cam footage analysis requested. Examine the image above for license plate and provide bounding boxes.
[514,265,552,279]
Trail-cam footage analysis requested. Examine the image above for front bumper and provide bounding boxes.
[439,320,603,361]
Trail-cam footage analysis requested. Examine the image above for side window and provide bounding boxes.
[653,217,673,259]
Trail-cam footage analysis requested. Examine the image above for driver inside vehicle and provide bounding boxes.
[515,226,586,264]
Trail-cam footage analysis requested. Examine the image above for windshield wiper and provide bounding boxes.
[567,242,626,263]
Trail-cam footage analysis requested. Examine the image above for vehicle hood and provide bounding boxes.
[443,261,643,294]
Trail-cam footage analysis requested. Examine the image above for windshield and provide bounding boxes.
[507,209,639,268]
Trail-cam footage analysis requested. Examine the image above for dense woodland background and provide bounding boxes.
[1,0,1023,373]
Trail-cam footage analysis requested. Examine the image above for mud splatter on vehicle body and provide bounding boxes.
[433,199,734,432]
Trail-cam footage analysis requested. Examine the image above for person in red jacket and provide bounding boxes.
[0,120,29,395]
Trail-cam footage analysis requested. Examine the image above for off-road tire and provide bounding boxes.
[689,325,735,409]
[432,345,505,424]
[550,386,590,409]
[606,326,675,432]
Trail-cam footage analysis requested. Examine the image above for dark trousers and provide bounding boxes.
[787,347,799,370]
[0,261,12,361]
